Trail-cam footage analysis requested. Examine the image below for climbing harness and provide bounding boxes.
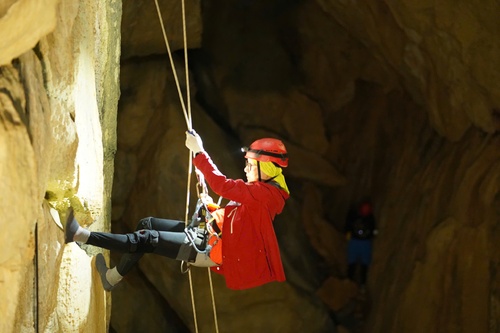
[182,171,219,257]
[153,1,219,332]
[183,169,225,261]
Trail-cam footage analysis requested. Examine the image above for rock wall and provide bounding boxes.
[1,0,499,332]
[1,0,121,332]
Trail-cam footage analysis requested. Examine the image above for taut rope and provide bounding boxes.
[152,1,219,332]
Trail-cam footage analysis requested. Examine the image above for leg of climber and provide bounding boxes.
[64,212,195,291]
[110,217,187,285]
[65,207,90,244]
[91,226,160,291]
[358,239,373,292]
[97,228,191,290]
[346,238,359,283]
[95,253,118,291]
[92,217,187,290]
[64,209,127,291]
[92,217,154,291]
[65,207,130,250]
[106,218,154,284]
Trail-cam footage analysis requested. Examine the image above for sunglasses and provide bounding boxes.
[245,160,257,170]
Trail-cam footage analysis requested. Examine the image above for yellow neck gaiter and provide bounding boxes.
[259,161,290,195]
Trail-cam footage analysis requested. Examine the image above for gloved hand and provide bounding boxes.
[185,129,204,154]
[200,193,220,212]
[200,193,214,205]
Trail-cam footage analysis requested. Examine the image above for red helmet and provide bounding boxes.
[359,202,373,216]
[242,138,288,167]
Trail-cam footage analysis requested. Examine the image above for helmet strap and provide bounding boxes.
[257,161,262,182]
[257,161,278,183]
[246,148,288,165]
[264,175,278,183]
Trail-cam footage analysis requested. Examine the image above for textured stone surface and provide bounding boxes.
[121,0,202,59]
[1,0,499,332]
[0,0,60,66]
[1,0,121,332]
[0,63,39,333]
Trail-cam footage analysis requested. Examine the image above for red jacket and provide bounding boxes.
[194,152,289,290]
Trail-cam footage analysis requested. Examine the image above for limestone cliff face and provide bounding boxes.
[2,0,499,333]
[1,0,121,332]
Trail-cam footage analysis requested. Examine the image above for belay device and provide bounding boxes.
[180,169,221,268]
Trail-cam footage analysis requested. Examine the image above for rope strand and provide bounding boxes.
[153,1,219,332]
[181,0,192,130]
[207,267,220,333]
[153,0,191,130]
[188,270,199,332]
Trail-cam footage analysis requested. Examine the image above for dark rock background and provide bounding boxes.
[111,0,500,332]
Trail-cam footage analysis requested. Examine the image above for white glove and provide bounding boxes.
[199,193,214,205]
[185,130,204,154]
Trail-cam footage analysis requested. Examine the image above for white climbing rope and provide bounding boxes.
[152,1,219,332]
[153,0,191,130]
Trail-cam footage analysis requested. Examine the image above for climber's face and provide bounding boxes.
[244,158,259,182]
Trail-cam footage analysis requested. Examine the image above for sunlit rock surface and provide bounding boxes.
[1,0,120,332]
[0,0,59,66]
[1,0,499,332]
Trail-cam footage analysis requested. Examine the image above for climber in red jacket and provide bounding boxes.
[65,130,290,291]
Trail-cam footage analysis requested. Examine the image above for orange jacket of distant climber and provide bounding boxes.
[194,152,289,290]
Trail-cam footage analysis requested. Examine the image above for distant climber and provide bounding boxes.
[65,130,290,291]
[345,199,377,291]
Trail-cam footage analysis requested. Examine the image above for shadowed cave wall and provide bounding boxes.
[0,0,499,333]
[111,1,500,332]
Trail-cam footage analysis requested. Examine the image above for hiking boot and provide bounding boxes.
[95,253,115,291]
[64,207,80,244]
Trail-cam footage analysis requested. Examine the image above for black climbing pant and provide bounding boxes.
[87,217,188,275]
